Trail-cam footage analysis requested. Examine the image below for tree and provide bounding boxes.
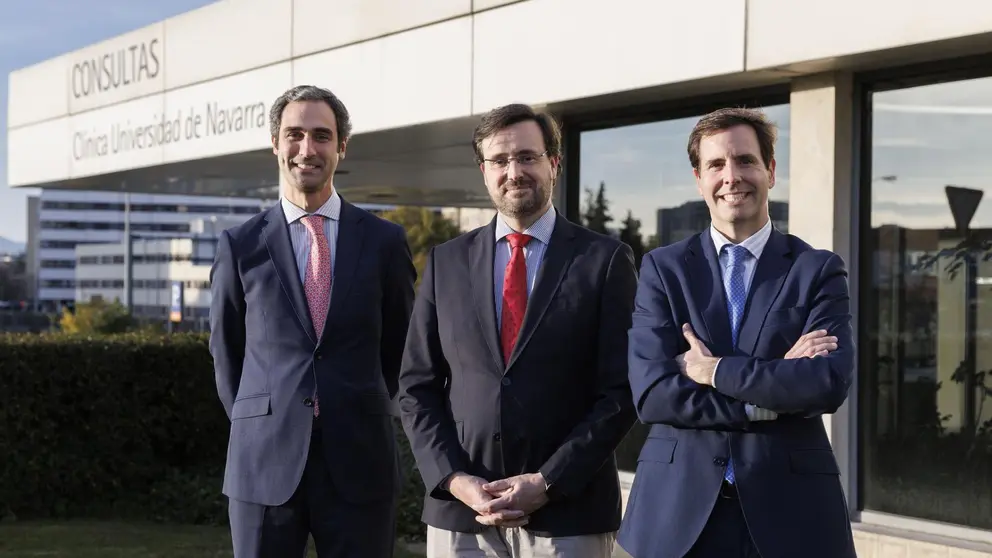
[619,210,646,267]
[59,298,137,335]
[0,254,28,302]
[644,234,660,252]
[379,207,463,288]
[582,181,612,234]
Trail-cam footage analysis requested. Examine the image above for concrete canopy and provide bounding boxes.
[14,111,488,208]
[8,0,992,209]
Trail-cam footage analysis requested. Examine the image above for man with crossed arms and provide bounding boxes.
[619,107,857,558]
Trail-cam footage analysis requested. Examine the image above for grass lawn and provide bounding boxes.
[0,520,424,558]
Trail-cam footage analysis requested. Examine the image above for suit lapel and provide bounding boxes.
[469,219,504,372]
[507,213,577,370]
[737,229,792,355]
[688,232,733,355]
[262,204,316,344]
[324,200,364,341]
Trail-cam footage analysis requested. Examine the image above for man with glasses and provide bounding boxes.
[397,103,638,558]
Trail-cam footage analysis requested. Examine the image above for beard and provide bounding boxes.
[494,177,552,219]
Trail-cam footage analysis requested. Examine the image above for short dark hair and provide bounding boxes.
[269,85,352,148]
[472,103,562,164]
[687,107,777,171]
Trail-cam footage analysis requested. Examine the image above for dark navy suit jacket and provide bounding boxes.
[209,200,415,507]
[617,228,857,558]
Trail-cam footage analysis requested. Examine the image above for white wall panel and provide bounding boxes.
[66,24,165,114]
[163,62,291,162]
[7,118,72,186]
[748,0,992,69]
[68,94,167,179]
[473,0,519,10]
[293,18,473,134]
[472,0,746,112]
[8,57,69,128]
[293,0,471,57]
[165,0,292,89]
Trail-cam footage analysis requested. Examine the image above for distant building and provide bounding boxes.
[74,236,212,329]
[655,200,789,247]
[27,189,271,312]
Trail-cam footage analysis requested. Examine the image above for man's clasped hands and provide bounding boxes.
[446,471,549,527]
[445,327,838,527]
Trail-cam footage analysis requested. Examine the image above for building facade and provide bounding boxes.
[74,234,217,328]
[7,1,992,555]
[26,189,269,311]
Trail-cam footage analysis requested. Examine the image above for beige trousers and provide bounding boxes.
[426,525,616,558]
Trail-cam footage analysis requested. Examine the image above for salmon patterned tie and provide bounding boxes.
[301,214,330,417]
[500,233,532,363]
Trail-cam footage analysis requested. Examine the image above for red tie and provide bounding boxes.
[501,233,532,363]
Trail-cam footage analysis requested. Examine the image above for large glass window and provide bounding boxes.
[576,102,791,472]
[862,75,992,530]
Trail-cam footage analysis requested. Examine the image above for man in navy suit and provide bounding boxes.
[617,107,857,558]
[209,85,416,558]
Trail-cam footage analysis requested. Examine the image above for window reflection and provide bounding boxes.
[863,76,992,530]
[577,103,790,472]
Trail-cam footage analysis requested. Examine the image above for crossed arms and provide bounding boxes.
[628,251,855,431]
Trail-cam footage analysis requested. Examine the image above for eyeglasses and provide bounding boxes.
[483,151,548,170]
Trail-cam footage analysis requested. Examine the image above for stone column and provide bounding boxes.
[787,71,858,503]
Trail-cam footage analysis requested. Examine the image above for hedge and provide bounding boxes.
[0,332,426,541]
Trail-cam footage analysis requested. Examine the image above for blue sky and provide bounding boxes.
[0,0,215,242]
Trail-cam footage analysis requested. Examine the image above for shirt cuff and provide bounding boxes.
[746,404,779,421]
[715,359,776,421]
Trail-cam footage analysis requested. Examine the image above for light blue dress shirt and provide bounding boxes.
[280,191,341,285]
[493,205,556,328]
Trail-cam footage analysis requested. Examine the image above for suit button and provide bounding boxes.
[315,354,322,360]
[493,433,501,441]
[303,397,314,407]
[713,457,728,466]
[501,377,511,386]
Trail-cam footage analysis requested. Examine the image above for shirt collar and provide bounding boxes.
[495,204,557,246]
[710,217,772,261]
[281,190,342,225]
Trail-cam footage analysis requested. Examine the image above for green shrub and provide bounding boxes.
[0,332,426,541]
[58,299,138,335]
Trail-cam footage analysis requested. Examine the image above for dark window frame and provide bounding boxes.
[855,53,992,527]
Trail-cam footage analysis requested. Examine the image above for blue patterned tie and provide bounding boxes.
[722,244,750,484]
